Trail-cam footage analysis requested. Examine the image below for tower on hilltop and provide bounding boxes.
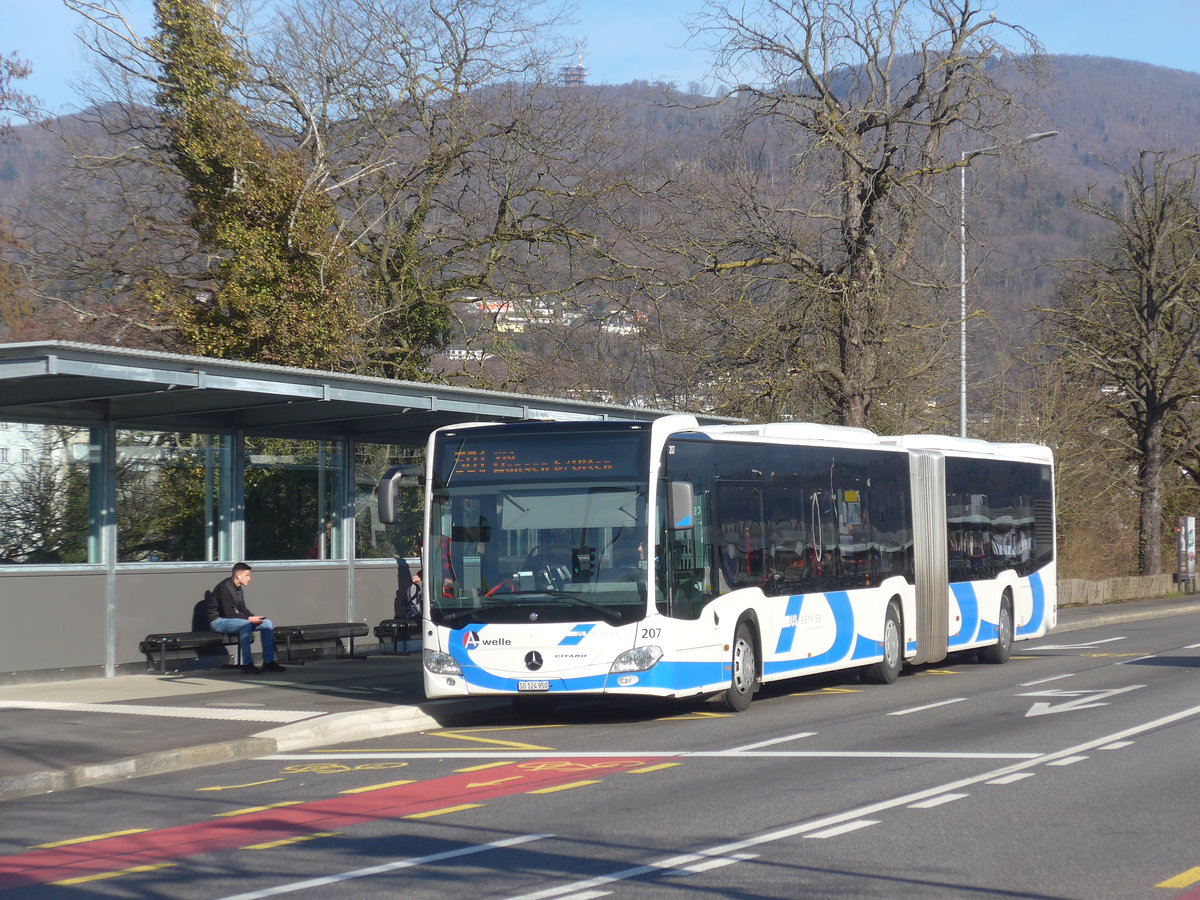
[560,53,587,86]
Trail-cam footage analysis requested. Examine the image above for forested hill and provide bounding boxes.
[2,54,1199,340]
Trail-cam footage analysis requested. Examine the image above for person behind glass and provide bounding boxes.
[207,562,287,674]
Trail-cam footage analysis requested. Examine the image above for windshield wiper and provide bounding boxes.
[545,591,626,625]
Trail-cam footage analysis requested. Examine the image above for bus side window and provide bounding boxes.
[715,483,766,589]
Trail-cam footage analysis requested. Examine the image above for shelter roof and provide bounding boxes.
[0,342,729,441]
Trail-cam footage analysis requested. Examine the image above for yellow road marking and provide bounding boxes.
[242,832,339,850]
[213,801,304,818]
[528,780,601,794]
[627,763,681,774]
[1158,866,1200,889]
[917,669,959,676]
[33,829,149,849]
[456,761,514,773]
[661,710,730,720]
[52,863,175,886]
[1083,653,1143,658]
[432,726,562,751]
[339,780,416,794]
[404,804,483,819]
[467,776,524,788]
[197,778,285,791]
[790,686,862,696]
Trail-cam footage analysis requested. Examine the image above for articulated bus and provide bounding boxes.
[377,415,1056,711]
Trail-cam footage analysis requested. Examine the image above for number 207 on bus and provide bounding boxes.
[377,415,1055,712]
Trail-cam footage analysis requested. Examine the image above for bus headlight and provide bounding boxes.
[424,649,462,676]
[610,645,663,673]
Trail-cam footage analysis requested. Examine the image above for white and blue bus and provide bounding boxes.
[378,415,1055,711]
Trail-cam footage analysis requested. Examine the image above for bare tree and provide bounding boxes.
[1043,151,1200,575]
[0,51,39,138]
[35,0,625,381]
[630,0,1044,427]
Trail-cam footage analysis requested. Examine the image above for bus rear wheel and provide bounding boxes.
[979,596,1014,664]
[713,623,757,712]
[862,602,902,684]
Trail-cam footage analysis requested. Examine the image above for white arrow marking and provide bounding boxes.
[1020,684,1145,717]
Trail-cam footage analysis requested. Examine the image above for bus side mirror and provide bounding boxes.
[377,464,424,524]
[668,481,694,530]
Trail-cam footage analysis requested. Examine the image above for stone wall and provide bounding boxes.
[1058,574,1177,607]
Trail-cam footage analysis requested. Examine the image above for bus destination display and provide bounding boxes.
[440,434,644,483]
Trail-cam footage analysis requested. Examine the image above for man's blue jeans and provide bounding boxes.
[210,617,276,664]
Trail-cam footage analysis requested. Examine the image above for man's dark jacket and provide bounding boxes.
[206,577,254,622]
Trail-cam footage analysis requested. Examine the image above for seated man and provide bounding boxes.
[206,562,286,674]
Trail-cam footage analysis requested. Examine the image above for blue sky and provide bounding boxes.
[6,0,1200,116]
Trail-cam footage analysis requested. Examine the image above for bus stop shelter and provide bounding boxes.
[0,341,730,682]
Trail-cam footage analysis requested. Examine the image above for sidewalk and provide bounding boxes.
[2,596,1198,803]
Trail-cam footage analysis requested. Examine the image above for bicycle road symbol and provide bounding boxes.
[282,762,411,774]
[517,760,647,773]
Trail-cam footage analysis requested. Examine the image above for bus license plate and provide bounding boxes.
[518,680,550,692]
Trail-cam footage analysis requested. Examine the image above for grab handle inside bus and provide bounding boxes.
[377,464,424,524]
[668,481,694,529]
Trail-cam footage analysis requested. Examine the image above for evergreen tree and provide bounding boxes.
[151,0,359,370]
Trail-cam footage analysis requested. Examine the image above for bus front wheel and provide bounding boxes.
[713,623,758,712]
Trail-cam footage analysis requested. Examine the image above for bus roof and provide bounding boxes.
[884,433,1053,464]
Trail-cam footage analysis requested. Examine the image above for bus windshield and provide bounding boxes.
[427,426,651,628]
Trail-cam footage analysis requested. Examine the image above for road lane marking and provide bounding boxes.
[212,801,303,818]
[498,702,1200,900]
[667,852,758,875]
[466,776,524,788]
[888,698,967,716]
[432,725,563,751]
[987,773,1034,784]
[626,763,681,774]
[216,833,550,899]
[726,732,816,752]
[1024,637,1127,651]
[1100,741,1134,750]
[32,829,149,848]
[402,803,484,818]
[805,820,879,839]
[198,779,285,791]
[1158,866,1200,889]
[1021,684,1145,717]
[241,832,339,850]
[456,761,513,772]
[51,862,176,886]
[338,780,416,794]
[528,780,601,794]
[908,793,969,809]
[1020,673,1076,686]
[0,700,317,723]
[1046,756,1088,766]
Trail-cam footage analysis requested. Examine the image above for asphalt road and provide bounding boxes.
[4,612,1200,899]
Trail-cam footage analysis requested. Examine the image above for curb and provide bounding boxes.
[0,699,498,803]
[0,737,277,803]
[1054,601,1200,633]
[258,703,443,754]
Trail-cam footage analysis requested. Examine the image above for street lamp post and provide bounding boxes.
[958,130,1057,438]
